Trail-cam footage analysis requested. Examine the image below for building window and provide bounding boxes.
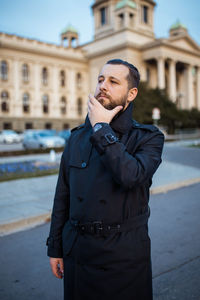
[77,73,82,89]
[60,96,67,114]
[1,61,8,80]
[42,67,48,85]
[143,6,148,24]
[77,98,82,116]
[63,123,69,129]
[118,13,124,28]
[23,93,30,113]
[3,123,12,129]
[100,7,107,26]
[129,13,134,27]
[42,94,49,113]
[60,70,65,87]
[1,91,9,112]
[45,123,52,129]
[22,64,29,83]
[25,123,33,129]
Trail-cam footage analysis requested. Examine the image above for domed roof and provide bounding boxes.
[116,0,137,10]
[170,20,187,30]
[61,24,78,35]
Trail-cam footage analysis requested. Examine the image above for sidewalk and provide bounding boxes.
[1,155,200,236]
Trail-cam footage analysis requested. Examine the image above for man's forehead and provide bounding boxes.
[99,63,129,79]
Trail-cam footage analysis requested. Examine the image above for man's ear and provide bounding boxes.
[127,87,138,103]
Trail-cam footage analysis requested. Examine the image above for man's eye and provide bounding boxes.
[111,81,117,84]
[98,79,103,83]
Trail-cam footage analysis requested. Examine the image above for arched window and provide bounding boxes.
[1,91,9,112]
[60,70,65,87]
[22,64,29,82]
[42,67,48,85]
[1,61,8,80]
[118,13,124,28]
[77,98,82,116]
[76,73,82,89]
[142,5,148,24]
[100,7,107,26]
[23,93,30,112]
[60,96,67,114]
[42,94,49,113]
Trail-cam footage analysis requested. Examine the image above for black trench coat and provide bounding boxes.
[47,103,164,300]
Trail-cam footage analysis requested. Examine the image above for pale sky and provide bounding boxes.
[0,0,199,46]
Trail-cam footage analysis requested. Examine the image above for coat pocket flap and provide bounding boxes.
[62,221,78,257]
[68,141,92,168]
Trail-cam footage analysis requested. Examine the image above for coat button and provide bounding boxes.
[100,199,107,204]
[81,162,86,168]
[78,196,83,202]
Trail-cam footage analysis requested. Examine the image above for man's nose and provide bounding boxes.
[100,80,108,91]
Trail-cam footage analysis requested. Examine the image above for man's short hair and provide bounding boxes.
[106,59,140,89]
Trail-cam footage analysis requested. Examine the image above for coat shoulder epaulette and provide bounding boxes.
[132,120,159,132]
[71,123,85,133]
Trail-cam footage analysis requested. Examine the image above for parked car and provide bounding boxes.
[23,130,65,149]
[0,130,21,143]
[17,132,25,142]
[57,129,71,141]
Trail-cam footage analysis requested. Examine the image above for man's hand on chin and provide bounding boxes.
[87,94,123,127]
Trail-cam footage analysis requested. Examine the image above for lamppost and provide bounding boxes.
[152,107,160,126]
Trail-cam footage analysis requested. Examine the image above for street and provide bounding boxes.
[0,142,24,152]
[0,182,200,300]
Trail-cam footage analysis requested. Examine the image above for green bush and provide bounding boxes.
[133,83,200,134]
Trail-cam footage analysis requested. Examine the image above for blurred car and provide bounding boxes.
[57,129,71,141]
[17,132,25,142]
[23,130,65,149]
[0,130,21,143]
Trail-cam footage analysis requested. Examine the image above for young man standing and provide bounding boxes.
[47,59,164,300]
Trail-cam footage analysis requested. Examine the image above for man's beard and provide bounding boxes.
[96,92,128,111]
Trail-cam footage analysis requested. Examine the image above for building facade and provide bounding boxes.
[0,0,200,131]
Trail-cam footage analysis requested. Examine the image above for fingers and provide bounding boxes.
[88,93,96,104]
[50,258,64,279]
[88,94,102,107]
[59,258,64,274]
[110,105,123,118]
[112,105,123,113]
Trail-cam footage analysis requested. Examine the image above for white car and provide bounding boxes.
[0,130,21,143]
[23,130,65,149]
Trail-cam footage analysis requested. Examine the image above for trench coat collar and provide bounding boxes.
[84,102,133,134]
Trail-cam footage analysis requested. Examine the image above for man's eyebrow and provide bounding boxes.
[98,75,120,82]
[109,76,120,82]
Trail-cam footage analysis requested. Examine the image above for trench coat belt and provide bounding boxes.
[70,206,150,236]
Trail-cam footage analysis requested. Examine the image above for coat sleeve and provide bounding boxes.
[90,124,164,190]
[46,142,70,258]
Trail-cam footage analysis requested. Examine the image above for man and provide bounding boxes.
[46,59,164,300]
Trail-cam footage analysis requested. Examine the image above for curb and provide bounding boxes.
[1,177,200,237]
[0,212,51,237]
[150,177,200,195]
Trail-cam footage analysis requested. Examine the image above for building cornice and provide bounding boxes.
[0,32,87,63]
[81,26,155,50]
[141,37,200,58]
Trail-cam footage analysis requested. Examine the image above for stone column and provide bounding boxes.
[186,65,194,109]
[157,57,165,89]
[196,66,200,110]
[168,59,176,102]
